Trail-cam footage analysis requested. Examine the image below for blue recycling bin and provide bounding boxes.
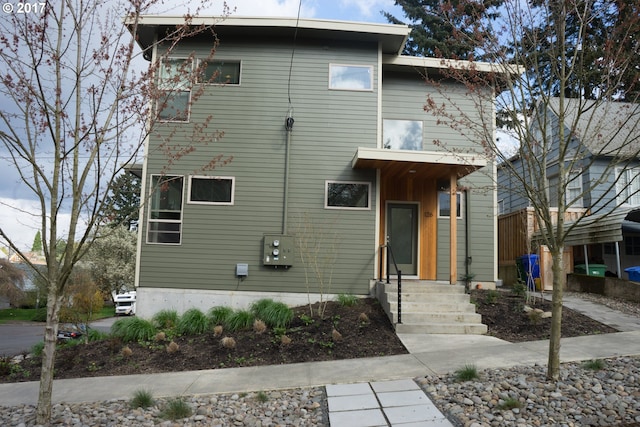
[519,254,540,290]
[625,266,640,282]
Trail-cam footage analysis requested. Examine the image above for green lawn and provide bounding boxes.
[0,306,115,324]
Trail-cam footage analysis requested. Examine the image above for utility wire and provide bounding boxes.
[287,0,302,111]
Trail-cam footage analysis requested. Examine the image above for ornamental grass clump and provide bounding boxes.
[213,325,224,336]
[161,398,192,420]
[583,359,606,371]
[176,308,209,335]
[253,319,267,334]
[226,309,255,331]
[337,293,358,307]
[121,346,133,358]
[250,299,293,329]
[111,317,156,343]
[130,389,154,409]
[166,341,179,354]
[208,306,234,326]
[152,309,179,329]
[221,336,236,349]
[454,364,479,382]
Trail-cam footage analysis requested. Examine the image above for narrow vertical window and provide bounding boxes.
[157,58,192,121]
[147,175,184,244]
[438,191,462,218]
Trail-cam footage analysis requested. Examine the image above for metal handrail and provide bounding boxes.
[379,243,402,324]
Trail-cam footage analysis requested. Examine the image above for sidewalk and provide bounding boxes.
[2,295,640,426]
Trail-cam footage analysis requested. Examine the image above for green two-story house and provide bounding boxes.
[130,16,499,332]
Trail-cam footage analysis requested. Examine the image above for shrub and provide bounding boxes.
[166,341,179,354]
[454,364,479,382]
[31,341,44,357]
[221,336,236,349]
[250,299,293,329]
[358,312,369,323]
[111,317,156,343]
[208,306,234,326]
[337,293,358,307]
[87,329,109,342]
[527,309,544,325]
[582,359,606,371]
[497,397,522,410]
[213,325,224,336]
[225,310,255,331]
[176,308,209,336]
[121,346,133,357]
[280,335,292,345]
[332,328,343,341]
[485,289,500,304]
[153,310,179,329]
[253,319,267,334]
[161,398,192,420]
[130,389,154,409]
[511,281,527,298]
[155,331,166,342]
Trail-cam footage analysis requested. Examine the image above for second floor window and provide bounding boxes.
[188,176,235,205]
[329,64,373,91]
[198,60,241,85]
[157,58,192,122]
[566,170,583,208]
[383,120,423,151]
[617,167,640,206]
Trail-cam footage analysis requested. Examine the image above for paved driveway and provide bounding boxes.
[0,317,117,357]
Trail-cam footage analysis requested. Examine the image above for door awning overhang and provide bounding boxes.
[352,147,487,181]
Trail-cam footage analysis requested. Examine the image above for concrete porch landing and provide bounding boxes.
[376,280,488,335]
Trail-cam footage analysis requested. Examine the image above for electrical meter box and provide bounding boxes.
[263,235,294,267]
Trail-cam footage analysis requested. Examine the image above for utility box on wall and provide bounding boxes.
[263,235,294,267]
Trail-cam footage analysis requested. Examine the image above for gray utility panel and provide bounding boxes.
[263,235,294,267]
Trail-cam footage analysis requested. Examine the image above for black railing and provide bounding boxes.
[379,243,402,324]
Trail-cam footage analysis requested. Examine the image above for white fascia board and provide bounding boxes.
[352,147,487,168]
[382,55,523,76]
[129,15,410,37]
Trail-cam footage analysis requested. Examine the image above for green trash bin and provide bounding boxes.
[574,264,607,277]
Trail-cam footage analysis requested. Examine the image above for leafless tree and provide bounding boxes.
[0,1,229,422]
[420,0,639,379]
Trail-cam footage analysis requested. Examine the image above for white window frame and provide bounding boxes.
[147,175,184,245]
[157,57,193,122]
[565,169,583,208]
[197,59,242,85]
[187,176,235,205]
[437,191,463,218]
[328,64,373,91]
[616,167,640,206]
[325,180,371,210]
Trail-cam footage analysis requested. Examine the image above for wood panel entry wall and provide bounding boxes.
[379,174,437,279]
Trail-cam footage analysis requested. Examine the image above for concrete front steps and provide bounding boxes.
[376,280,487,335]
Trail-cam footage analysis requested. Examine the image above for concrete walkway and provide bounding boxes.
[2,295,640,427]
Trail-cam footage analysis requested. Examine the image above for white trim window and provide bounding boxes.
[188,176,235,205]
[157,58,192,122]
[438,191,462,218]
[325,181,371,210]
[383,119,423,151]
[147,175,184,244]
[329,64,373,91]
[617,167,640,206]
[565,169,583,208]
[198,59,241,85]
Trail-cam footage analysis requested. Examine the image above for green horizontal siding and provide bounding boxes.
[139,38,380,295]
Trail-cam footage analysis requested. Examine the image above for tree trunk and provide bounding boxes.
[36,286,62,424]
[547,247,565,380]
